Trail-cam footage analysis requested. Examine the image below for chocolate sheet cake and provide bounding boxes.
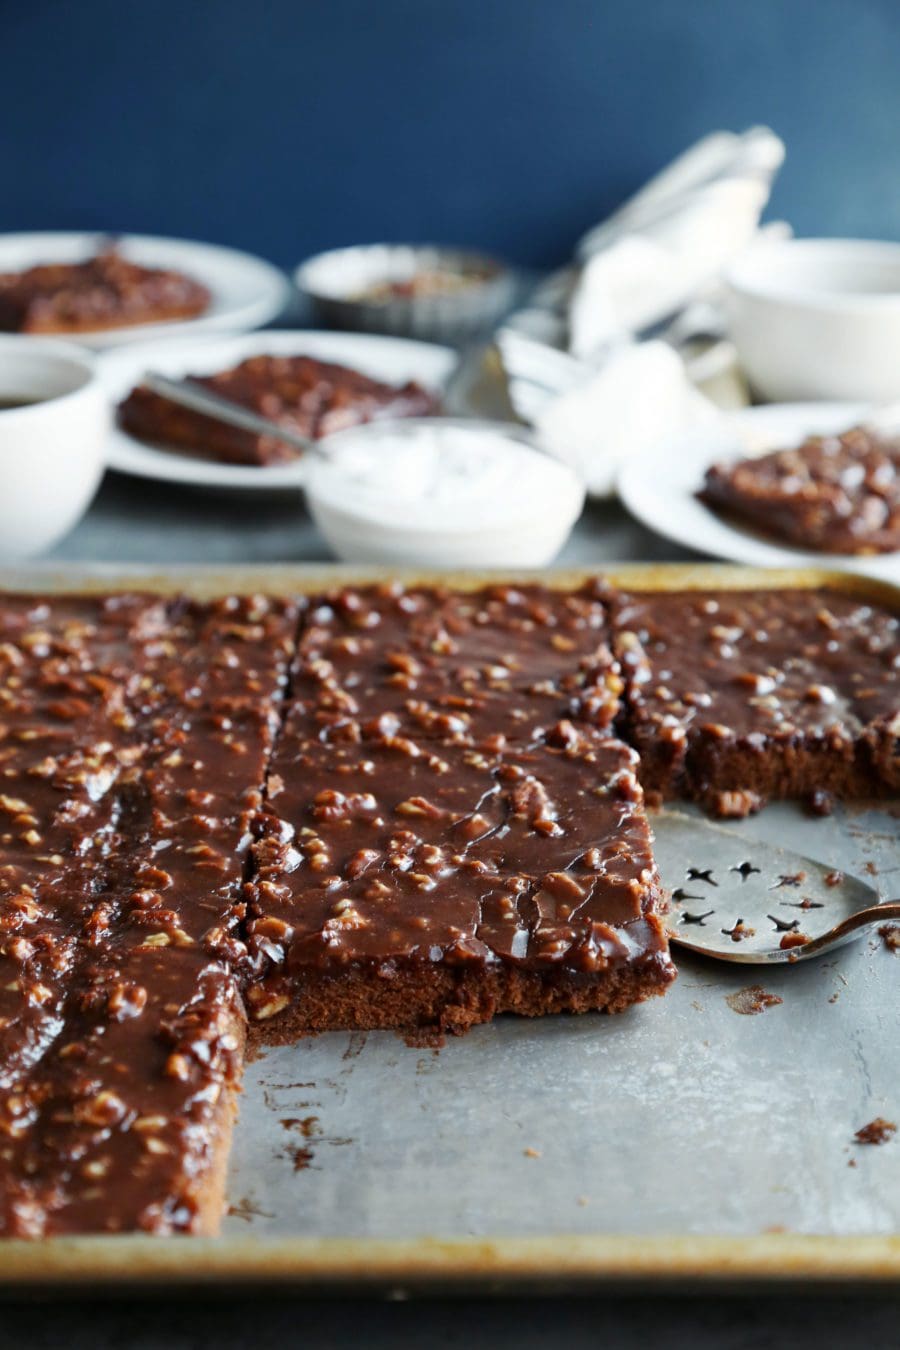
[0,577,895,1236]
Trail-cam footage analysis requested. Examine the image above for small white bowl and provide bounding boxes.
[0,337,108,558]
[724,238,900,402]
[306,417,584,568]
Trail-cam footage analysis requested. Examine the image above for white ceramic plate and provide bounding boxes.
[98,330,459,489]
[618,401,900,583]
[0,232,291,349]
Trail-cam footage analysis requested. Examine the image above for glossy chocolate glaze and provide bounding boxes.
[247,722,667,975]
[292,581,622,742]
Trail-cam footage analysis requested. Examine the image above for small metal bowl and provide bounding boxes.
[294,244,516,344]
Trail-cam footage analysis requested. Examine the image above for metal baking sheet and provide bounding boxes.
[0,562,897,1291]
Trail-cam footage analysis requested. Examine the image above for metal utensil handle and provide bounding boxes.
[799,900,900,959]
[142,371,320,457]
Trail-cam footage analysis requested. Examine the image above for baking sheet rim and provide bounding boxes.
[1,1233,900,1290]
[0,558,897,1289]
[3,557,899,606]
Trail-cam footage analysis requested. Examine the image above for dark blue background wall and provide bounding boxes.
[2,0,899,271]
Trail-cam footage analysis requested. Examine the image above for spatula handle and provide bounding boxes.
[799,900,900,958]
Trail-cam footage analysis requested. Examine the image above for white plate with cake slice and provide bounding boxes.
[97,330,459,490]
[0,232,291,349]
[618,400,900,583]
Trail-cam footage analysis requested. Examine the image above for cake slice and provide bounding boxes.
[0,593,300,1236]
[118,354,439,466]
[614,587,900,816]
[0,250,210,334]
[0,945,244,1238]
[241,581,672,1037]
[698,425,900,555]
[0,593,174,1084]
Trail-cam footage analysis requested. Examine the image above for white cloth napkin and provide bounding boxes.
[570,130,783,358]
[533,340,718,498]
[499,127,786,497]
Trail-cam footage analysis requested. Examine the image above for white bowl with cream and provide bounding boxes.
[0,337,107,558]
[306,418,584,567]
[725,238,900,402]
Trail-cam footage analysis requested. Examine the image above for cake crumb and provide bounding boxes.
[289,1145,314,1171]
[807,789,834,816]
[824,870,844,888]
[227,1196,275,1222]
[403,1026,446,1050]
[878,924,900,953]
[854,1118,896,1146]
[280,1116,319,1138]
[711,789,764,819]
[722,919,755,943]
[524,1147,542,1159]
[725,985,783,1016]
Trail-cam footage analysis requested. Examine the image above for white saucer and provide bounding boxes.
[97,330,459,490]
[0,232,291,349]
[617,401,900,583]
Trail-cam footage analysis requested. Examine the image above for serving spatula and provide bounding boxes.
[651,811,898,965]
